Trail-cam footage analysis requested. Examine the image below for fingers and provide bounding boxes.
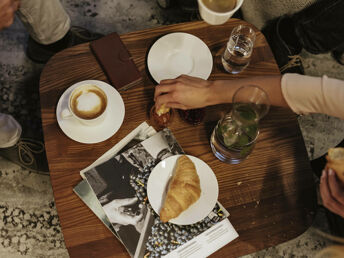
[0,0,19,30]
[133,213,143,223]
[320,169,344,218]
[159,79,179,85]
[1,0,20,10]
[154,84,175,100]
[177,74,206,83]
[158,102,188,110]
[159,74,195,85]
[0,16,14,30]
[328,169,344,206]
[155,76,191,100]
[320,169,332,204]
[155,91,174,107]
[99,195,109,205]
[155,90,189,110]
[155,74,201,101]
[13,1,20,11]
[121,197,138,206]
[110,197,138,207]
[154,75,209,110]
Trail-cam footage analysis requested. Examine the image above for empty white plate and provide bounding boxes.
[147,32,213,83]
[147,155,219,225]
[56,80,125,144]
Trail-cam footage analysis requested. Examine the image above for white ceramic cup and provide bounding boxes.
[61,84,108,126]
[197,0,244,25]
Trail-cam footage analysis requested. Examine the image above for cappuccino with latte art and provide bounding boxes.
[70,85,107,120]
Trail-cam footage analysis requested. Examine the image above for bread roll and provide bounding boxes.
[160,155,201,222]
[326,147,344,183]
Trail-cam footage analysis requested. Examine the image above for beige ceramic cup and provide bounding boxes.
[197,0,244,25]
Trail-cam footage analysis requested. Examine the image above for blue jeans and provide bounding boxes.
[293,0,344,54]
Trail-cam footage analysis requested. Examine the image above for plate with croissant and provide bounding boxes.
[147,155,219,225]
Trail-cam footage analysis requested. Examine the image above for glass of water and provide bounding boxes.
[210,85,270,164]
[222,25,256,74]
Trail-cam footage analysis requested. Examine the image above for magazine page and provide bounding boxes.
[80,121,156,179]
[73,180,120,239]
[83,129,183,256]
[74,122,157,245]
[83,128,238,257]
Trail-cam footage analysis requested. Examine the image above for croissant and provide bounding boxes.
[326,147,344,183]
[160,155,201,222]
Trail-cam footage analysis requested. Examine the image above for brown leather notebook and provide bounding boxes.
[90,32,142,91]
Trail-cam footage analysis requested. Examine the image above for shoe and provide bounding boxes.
[0,138,49,175]
[332,49,344,65]
[156,0,174,9]
[262,15,304,74]
[27,26,104,64]
[280,55,304,73]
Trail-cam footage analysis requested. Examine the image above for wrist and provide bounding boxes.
[204,80,218,106]
[207,80,237,105]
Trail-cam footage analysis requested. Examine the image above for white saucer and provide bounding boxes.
[147,155,219,225]
[56,80,125,144]
[147,32,213,83]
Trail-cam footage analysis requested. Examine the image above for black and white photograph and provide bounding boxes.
[83,129,184,256]
[83,129,230,257]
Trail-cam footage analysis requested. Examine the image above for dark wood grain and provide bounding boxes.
[39,19,317,258]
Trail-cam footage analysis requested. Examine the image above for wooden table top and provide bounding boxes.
[40,19,317,258]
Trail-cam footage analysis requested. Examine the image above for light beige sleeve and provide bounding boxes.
[281,73,344,120]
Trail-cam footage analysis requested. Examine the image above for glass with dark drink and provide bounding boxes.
[178,108,205,125]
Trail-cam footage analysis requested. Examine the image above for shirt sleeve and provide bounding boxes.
[281,73,344,120]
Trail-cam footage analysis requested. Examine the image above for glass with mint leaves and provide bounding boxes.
[210,85,270,164]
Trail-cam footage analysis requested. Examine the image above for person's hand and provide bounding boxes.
[103,197,143,226]
[320,168,344,218]
[154,74,214,110]
[0,0,20,31]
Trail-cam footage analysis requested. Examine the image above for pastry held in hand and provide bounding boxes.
[156,104,170,116]
[160,155,201,222]
[150,105,172,129]
[326,147,344,183]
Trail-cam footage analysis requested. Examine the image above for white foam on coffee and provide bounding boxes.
[76,92,101,111]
